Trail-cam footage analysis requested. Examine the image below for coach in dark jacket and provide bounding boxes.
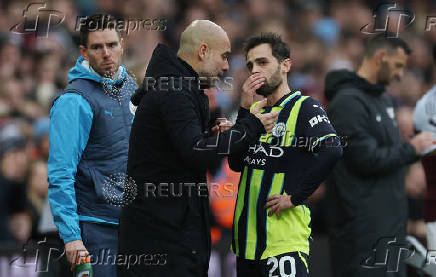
[118,20,278,277]
[325,34,435,277]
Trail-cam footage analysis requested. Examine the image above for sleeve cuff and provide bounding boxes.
[404,142,420,163]
[237,107,251,119]
[62,233,82,244]
[290,195,305,206]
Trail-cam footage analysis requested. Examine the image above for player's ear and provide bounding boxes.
[281,58,292,74]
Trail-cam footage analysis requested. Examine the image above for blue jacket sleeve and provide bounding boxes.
[47,93,93,244]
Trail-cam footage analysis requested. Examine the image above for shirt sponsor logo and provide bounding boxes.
[309,114,330,127]
[249,144,284,158]
[244,144,284,166]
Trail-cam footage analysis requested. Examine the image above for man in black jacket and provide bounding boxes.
[118,20,278,276]
[325,33,435,277]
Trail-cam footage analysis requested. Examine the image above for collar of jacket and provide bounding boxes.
[146,43,206,94]
[324,69,385,101]
[354,72,385,97]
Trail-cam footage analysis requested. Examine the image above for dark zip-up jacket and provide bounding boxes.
[118,44,265,275]
[324,69,419,276]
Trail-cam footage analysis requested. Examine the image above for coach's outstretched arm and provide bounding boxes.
[160,90,277,172]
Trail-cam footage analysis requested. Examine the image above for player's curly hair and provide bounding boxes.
[243,32,290,62]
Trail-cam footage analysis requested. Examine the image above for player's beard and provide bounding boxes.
[256,66,282,96]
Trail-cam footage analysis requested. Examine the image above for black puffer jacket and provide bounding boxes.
[118,44,265,276]
[324,69,418,276]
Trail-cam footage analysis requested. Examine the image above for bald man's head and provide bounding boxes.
[177,20,231,86]
[179,20,227,55]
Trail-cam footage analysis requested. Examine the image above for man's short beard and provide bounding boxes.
[198,71,222,89]
[256,67,282,96]
[376,61,391,87]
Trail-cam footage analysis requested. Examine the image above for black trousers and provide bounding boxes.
[79,222,118,277]
[117,198,210,277]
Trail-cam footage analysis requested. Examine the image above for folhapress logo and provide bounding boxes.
[360,3,415,38]
[10,2,65,38]
[361,237,415,272]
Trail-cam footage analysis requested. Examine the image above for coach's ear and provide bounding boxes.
[281,58,292,74]
[198,43,209,61]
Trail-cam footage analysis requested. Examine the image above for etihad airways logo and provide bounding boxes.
[244,144,284,166]
[248,144,284,158]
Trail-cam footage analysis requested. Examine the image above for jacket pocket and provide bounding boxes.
[88,168,105,203]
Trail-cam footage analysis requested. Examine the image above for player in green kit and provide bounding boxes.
[229,33,342,277]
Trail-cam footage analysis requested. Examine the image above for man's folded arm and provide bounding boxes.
[160,92,264,172]
[328,92,418,177]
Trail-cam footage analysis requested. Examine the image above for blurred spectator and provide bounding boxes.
[27,160,48,240]
[33,117,50,160]
[0,128,31,245]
